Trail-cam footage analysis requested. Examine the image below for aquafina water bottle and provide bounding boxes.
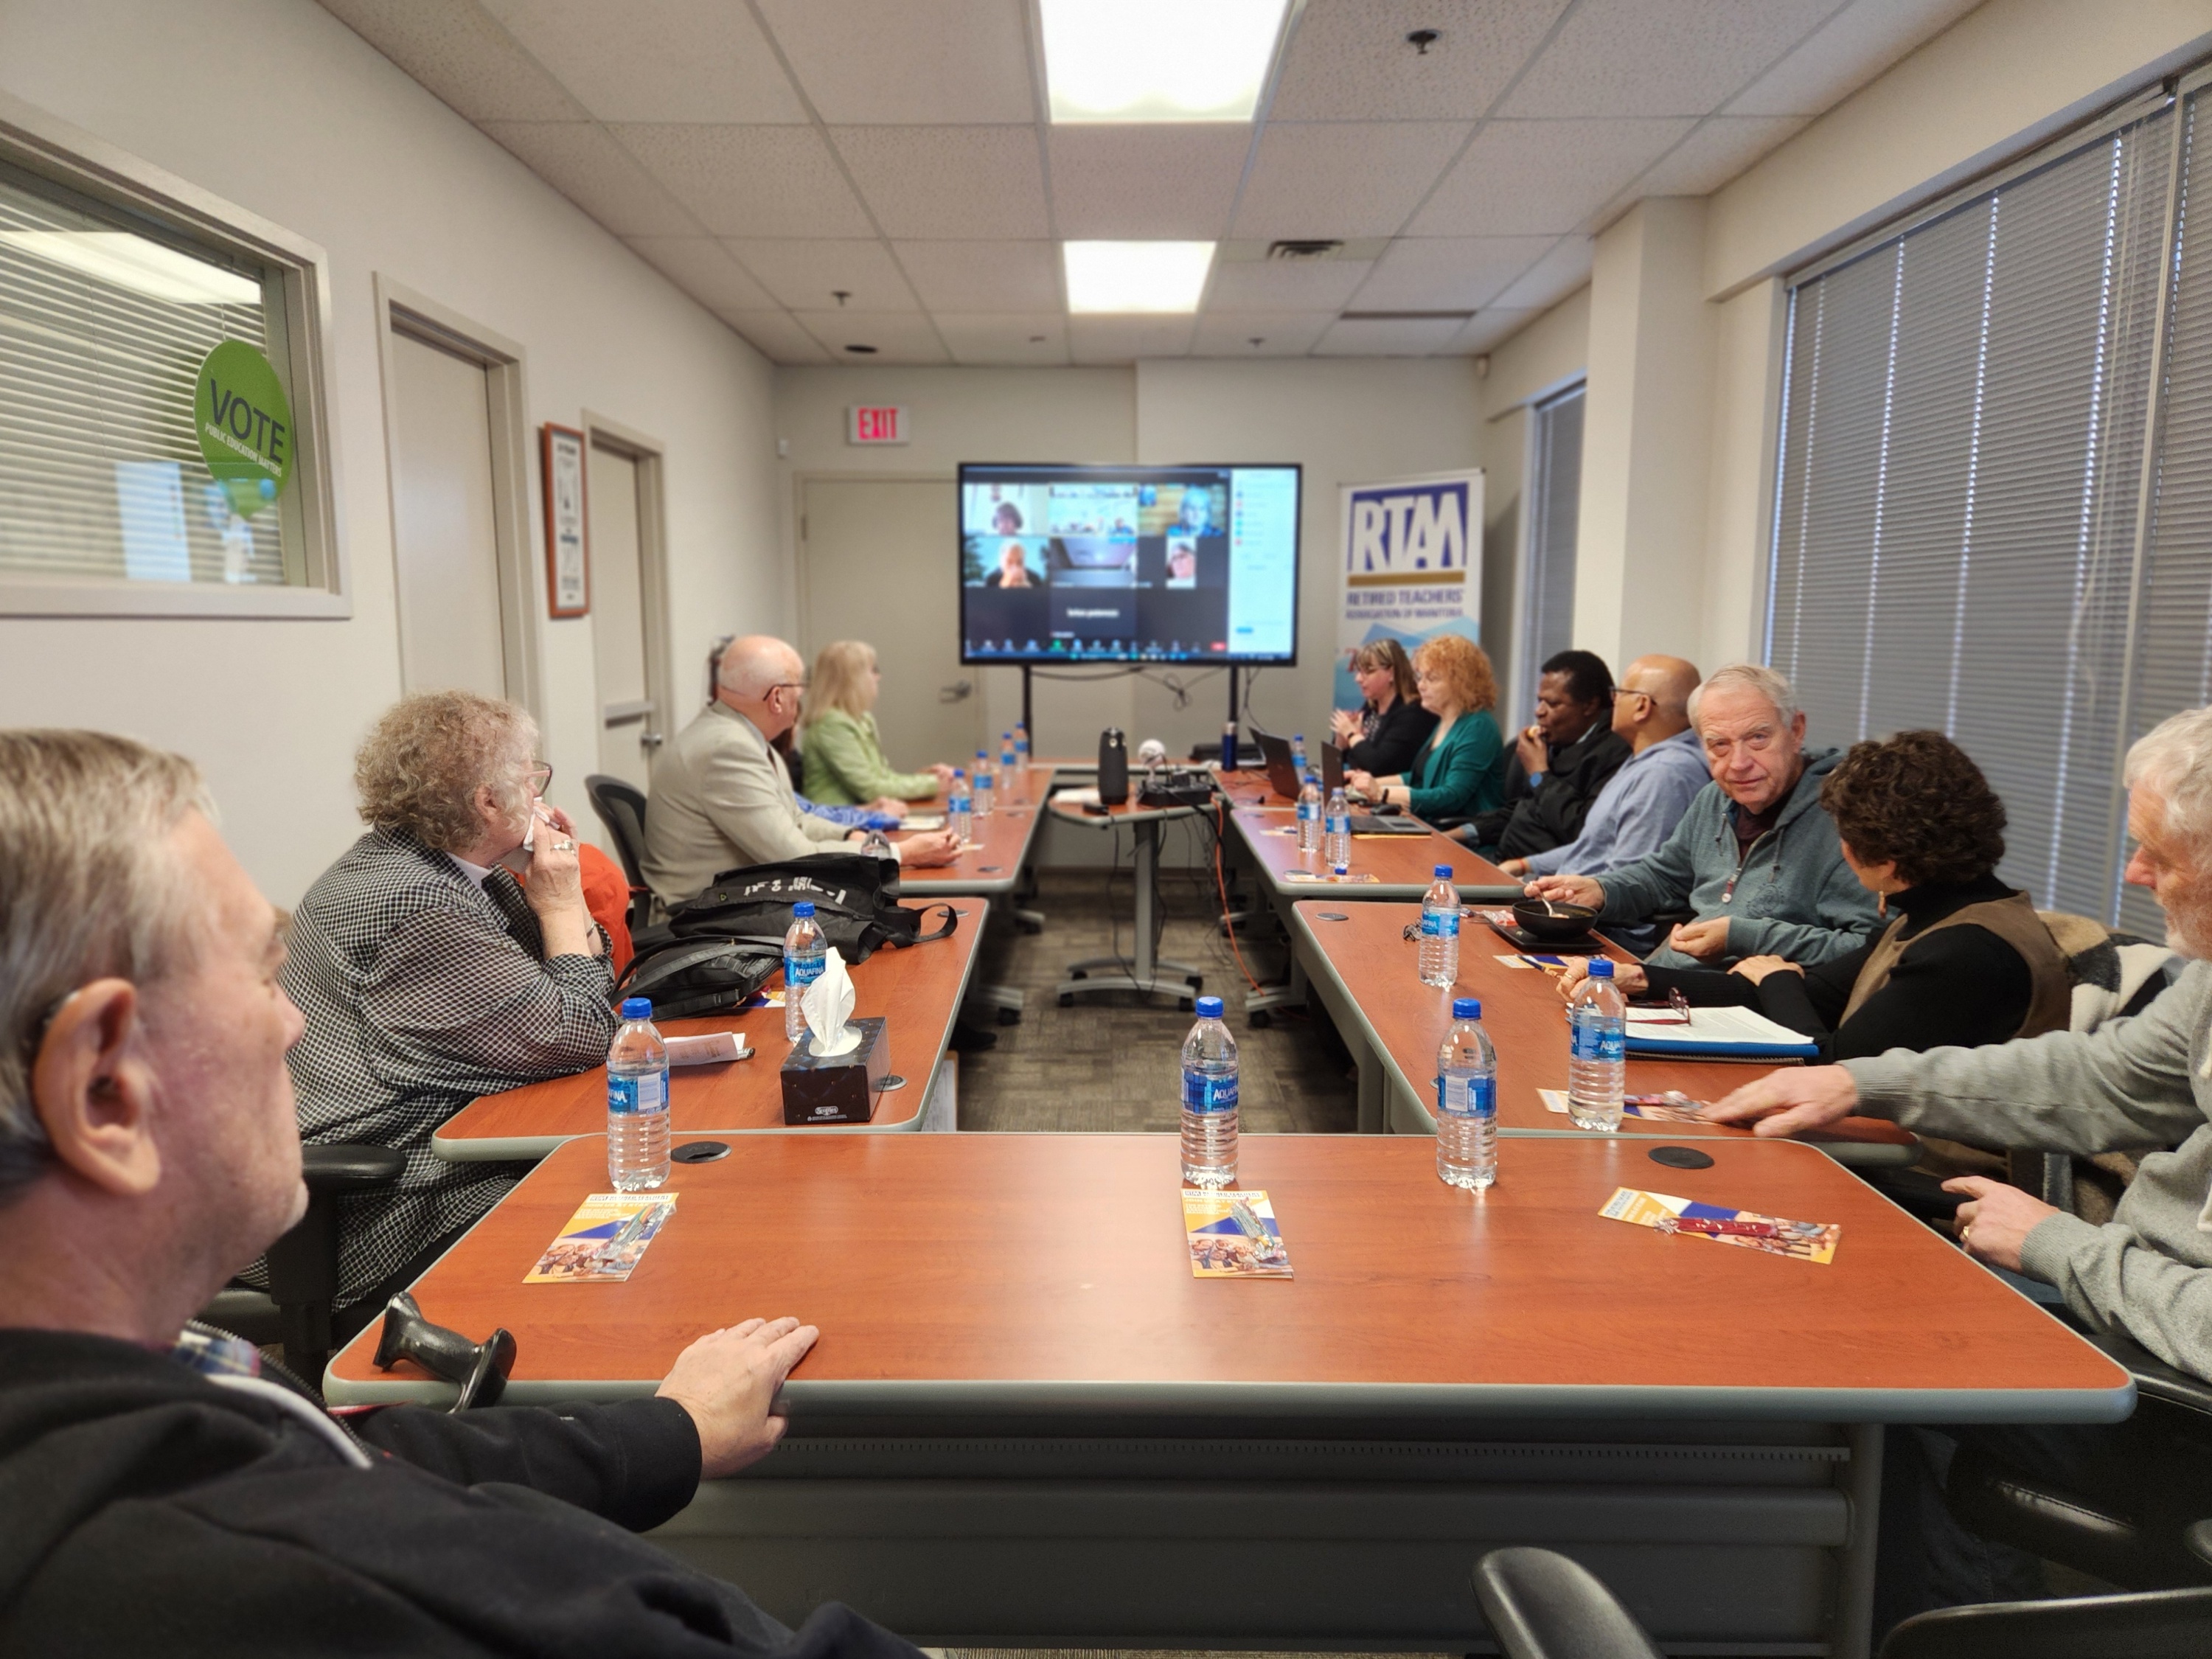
[1000,731,1020,800]
[1296,772,1323,852]
[1568,958,1627,1130]
[1419,865,1461,987]
[1179,995,1239,1189]
[948,768,973,845]
[1290,732,1307,774]
[1324,786,1352,875]
[973,749,995,819]
[1436,998,1496,1189]
[783,900,826,1045]
[608,997,670,1192]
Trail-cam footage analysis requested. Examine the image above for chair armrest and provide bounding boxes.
[299,1144,406,1195]
[1472,1548,1663,1659]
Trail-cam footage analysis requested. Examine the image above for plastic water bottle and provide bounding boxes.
[1436,997,1497,1189]
[608,997,670,1192]
[783,900,826,1044]
[948,768,973,845]
[1419,865,1461,987]
[1324,786,1352,875]
[1291,732,1308,774]
[1568,958,1627,1130]
[1015,723,1032,770]
[973,749,995,819]
[1179,995,1239,1188]
[1000,732,1020,799]
[1296,772,1323,852]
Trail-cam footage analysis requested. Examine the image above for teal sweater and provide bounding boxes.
[1406,709,1507,821]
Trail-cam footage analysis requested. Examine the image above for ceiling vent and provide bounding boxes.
[1267,240,1344,261]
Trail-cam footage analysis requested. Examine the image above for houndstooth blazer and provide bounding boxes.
[276,827,618,1311]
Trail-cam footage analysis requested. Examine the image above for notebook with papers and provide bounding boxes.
[1622,1004,1820,1059]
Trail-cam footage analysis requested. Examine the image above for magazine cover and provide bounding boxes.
[526,1192,678,1283]
[1537,1088,1708,1123]
[1599,1186,1840,1265]
[1182,1189,1293,1277]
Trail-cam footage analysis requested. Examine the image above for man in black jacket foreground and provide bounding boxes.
[0,729,917,1659]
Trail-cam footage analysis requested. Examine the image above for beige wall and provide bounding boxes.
[0,0,782,903]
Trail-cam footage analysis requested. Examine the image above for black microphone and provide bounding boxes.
[1098,726,1129,806]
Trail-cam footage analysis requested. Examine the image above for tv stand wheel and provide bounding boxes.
[1058,992,1074,1007]
[997,1006,1021,1026]
[1249,1009,1273,1029]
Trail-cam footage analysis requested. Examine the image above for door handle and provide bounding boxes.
[641,730,665,751]
[940,680,973,703]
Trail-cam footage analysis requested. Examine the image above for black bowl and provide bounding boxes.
[1512,899,1598,942]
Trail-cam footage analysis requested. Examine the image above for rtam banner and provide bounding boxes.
[1335,470,1484,709]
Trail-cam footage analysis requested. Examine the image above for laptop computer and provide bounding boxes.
[1256,731,1299,801]
[1321,740,1433,834]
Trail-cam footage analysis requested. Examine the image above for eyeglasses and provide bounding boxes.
[1613,686,1652,701]
[524,764,553,796]
[768,679,810,698]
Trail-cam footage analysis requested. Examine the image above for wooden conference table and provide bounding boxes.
[329,1130,2129,1655]
[431,901,987,1161]
[1291,899,1920,1166]
[892,762,1057,1021]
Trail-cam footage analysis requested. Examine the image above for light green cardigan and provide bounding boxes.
[800,707,937,805]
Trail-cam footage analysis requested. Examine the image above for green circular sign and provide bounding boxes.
[195,340,295,517]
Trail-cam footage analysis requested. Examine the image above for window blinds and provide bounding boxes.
[1522,382,1585,706]
[1768,103,2178,924]
[0,164,290,587]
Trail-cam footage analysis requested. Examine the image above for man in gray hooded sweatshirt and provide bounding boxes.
[1528,663,1880,970]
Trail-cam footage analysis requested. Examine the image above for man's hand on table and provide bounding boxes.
[1524,873,1603,910]
[897,829,962,867]
[1557,956,1648,999]
[655,1317,819,1480]
[1666,917,1731,960]
[1498,857,1528,879]
[1705,1064,1862,1135]
[1945,1178,2062,1274]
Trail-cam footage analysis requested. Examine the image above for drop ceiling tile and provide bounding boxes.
[1268,0,1573,122]
[1630,115,1810,196]
[1453,308,1538,352]
[1346,235,1555,310]
[479,123,699,235]
[1728,0,1982,116]
[716,310,834,363]
[1230,122,1472,240]
[1068,316,1197,364]
[830,127,1049,240]
[792,310,952,364]
[1408,119,1693,236]
[625,237,779,310]
[478,0,807,122]
[892,240,1061,313]
[317,0,586,120]
[933,313,1072,365]
[724,240,919,312]
[1048,126,1250,240]
[1189,311,1336,356]
[1487,236,1592,309]
[1206,257,1376,313]
[1501,0,1839,118]
[1314,315,1467,355]
[757,0,1037,124]
[612,125,874,237]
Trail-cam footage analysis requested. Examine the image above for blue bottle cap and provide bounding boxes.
[1589,957,1614,976]
[1453,997,1481,1020]
[953,768,966,777]
[1433,864,1453,878]
[620,998,653,1019]
[1294,734,1304,742]
[793,900,815,917]
[1194,995,1225,1018]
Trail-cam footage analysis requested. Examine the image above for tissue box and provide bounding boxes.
[779,1016,888,1125]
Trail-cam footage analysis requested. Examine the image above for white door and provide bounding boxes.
[388,331,507,698]
[799,478,981,770]
[588,442,657,788]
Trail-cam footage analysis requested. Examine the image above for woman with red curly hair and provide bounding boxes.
[1346,633,1508,824]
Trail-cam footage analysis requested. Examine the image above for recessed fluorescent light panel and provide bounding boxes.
[1041,0,1290,123]
[0,231,261,306]
[1064,242,1216,313]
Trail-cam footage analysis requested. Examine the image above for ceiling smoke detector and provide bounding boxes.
[1266,240,1343,262]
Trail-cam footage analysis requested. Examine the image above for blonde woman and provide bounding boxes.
[1346,633,1509,824]
[800,641,957,807]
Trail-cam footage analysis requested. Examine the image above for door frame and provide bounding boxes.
[582,409,675,759]
[371,274,540,716]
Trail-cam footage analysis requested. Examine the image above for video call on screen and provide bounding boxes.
[959,462,1300,666]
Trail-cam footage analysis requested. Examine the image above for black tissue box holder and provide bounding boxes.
[780,1015,887,1124]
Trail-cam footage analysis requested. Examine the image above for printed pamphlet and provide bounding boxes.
[526,1192,678,1283]
[1537,1087,1708,1123]
[1182,1188,1293,1277]
[1599,1186,1840,1265]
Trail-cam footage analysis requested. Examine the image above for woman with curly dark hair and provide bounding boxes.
[1556,729,2072,1061]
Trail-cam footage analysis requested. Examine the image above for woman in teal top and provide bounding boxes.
[799,640,956,807]
[1345,633,1508,823]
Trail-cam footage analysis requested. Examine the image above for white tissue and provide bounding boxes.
[800,946,861,1056]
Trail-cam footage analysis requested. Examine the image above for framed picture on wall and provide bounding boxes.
[541,422,588,617]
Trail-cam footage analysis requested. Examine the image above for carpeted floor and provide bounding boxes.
[955,863,1357,1135]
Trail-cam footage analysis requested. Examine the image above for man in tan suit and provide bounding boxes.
[644,636,959,905]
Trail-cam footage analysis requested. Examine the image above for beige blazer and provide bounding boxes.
[642,701,849,905]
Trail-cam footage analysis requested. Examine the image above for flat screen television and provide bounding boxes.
[959,462,1301,666]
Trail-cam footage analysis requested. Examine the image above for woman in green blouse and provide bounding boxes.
[799,641,956,807]
[1346,633,1508,824]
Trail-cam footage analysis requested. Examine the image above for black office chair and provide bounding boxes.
[1471,1543,2212,1659]
[200,1143,406,1386]
[583,773,657,934]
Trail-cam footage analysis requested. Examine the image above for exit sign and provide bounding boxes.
[847,405,908,445]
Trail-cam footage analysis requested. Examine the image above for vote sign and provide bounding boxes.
[195,341,295,516]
